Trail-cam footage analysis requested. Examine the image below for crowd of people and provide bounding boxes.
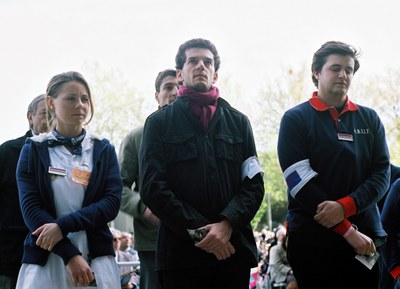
[0,37,399,289]
[250,226,297,289]
[110,228,140,289]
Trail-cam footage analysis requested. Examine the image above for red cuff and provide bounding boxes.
[332,219,352,235]
[337,196,357,218]
[390,266,400,280]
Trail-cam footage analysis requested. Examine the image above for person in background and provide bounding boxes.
[139,38,264,289]
[378,164,400,289]
[111,228,139,289]
[119,69,178,289]
[15,71,122,288]
[268,227,297,289]
[0,94,49,289]
[380,164,400,289]
[277,41,390,289]
[119,231,139,262]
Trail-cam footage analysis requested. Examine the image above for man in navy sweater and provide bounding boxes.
[277,41,390,289]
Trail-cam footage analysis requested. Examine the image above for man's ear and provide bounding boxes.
[212,71,218,84]
[313,70,319,80]
[155,91,160,104]
[46,96,53,111]
[176,69,184,84]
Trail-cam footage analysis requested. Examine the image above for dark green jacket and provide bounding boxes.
[119,126,159,251]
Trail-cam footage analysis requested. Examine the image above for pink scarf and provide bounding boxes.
[178,85,219,131]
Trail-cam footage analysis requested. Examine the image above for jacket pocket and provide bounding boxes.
[215,133,244,163]
[162,134,198,164]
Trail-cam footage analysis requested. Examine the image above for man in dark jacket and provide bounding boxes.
[139,38,265,289]
[0,94,48,289]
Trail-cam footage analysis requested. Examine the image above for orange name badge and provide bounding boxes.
[72,167,91,186]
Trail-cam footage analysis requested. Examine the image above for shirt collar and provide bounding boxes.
[309,91,358,112]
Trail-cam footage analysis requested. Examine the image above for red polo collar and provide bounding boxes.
[309,91,358,129]
[309,91,358,112]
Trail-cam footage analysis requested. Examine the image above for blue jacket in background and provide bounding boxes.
[381,165,400,279]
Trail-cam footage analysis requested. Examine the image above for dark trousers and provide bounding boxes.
[138,251,162,289]
[379,252,395,289]
[158,261,250,289]
[287,234,380,289]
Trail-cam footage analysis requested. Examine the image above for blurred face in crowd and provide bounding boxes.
[28,99,48,134]
[113,234,121,251]
[119,232,132,250]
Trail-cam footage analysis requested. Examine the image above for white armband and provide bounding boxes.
[283,159,318,198]
[241,156,263,181]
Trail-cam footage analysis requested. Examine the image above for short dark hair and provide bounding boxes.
[311,41,360,87]
[175,38,221,71]
[46,71,94,124]
[155,69,176,92]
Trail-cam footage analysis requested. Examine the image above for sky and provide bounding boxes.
[1,0,400,143]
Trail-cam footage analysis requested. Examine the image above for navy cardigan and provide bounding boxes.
[16,134,122,266]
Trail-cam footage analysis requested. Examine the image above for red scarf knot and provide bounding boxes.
[178,85,220,130]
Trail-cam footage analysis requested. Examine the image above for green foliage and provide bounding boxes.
[251,151,288,230]
[82,63,152,149]
[252,66,312,153]
[251,67,310,229]
[352,70,400,164]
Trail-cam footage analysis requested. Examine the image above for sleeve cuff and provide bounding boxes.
[337,196,357,218]
[390,266,400,280]
[332,219,352,236]
[52,238,81,265]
